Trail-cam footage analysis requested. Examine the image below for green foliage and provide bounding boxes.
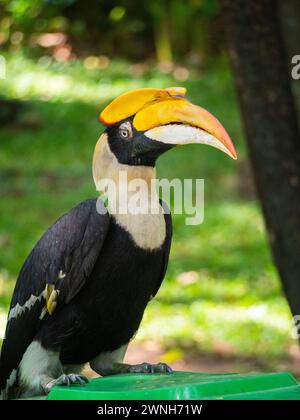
[0,0,222,61]
[0,53,294,369]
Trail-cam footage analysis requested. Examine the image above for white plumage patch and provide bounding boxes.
[93,135,166,250]
[90,345,127,374]
[0,369,17,400]
[19,341,62,396]
[8,292,44,322]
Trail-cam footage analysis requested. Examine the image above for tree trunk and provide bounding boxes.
[221,0,300,318]
[278,0,300,121]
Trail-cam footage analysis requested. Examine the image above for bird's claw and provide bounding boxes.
[44,373,88,394]
[127,362,173,374]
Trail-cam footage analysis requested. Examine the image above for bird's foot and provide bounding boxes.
[43,373,88,394]
[126,362,173,374]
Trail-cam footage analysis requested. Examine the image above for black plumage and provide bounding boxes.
[0,198,172,394]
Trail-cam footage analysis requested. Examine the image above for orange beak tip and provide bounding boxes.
[227,145,237,160]
[226,139,238,160]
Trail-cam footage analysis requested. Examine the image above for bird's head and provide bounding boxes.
[93,87,237,187]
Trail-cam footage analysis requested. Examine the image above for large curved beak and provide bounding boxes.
[134,99,237,160]
[100,87,237,160]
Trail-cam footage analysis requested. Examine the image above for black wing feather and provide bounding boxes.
[151,200,172,299]
[0,198,109,395]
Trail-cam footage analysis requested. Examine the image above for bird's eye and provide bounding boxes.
[120,129,129,138]
[119,122,132,140]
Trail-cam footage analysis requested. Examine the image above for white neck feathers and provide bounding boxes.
[93,134,166,251]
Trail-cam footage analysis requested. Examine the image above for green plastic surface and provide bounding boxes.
[46,371,300,400]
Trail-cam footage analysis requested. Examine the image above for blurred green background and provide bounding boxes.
[0,0,298,376]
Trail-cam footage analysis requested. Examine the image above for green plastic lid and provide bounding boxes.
[47,371,300,400]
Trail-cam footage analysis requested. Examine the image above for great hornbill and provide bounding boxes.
[0,87,236,399]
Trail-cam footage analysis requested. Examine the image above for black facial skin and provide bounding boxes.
[106,117,174,167]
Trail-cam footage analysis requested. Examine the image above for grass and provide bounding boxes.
[0,52,294,371]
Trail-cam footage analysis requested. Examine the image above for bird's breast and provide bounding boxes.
[112,206,166,251]
[40,219,167,364]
